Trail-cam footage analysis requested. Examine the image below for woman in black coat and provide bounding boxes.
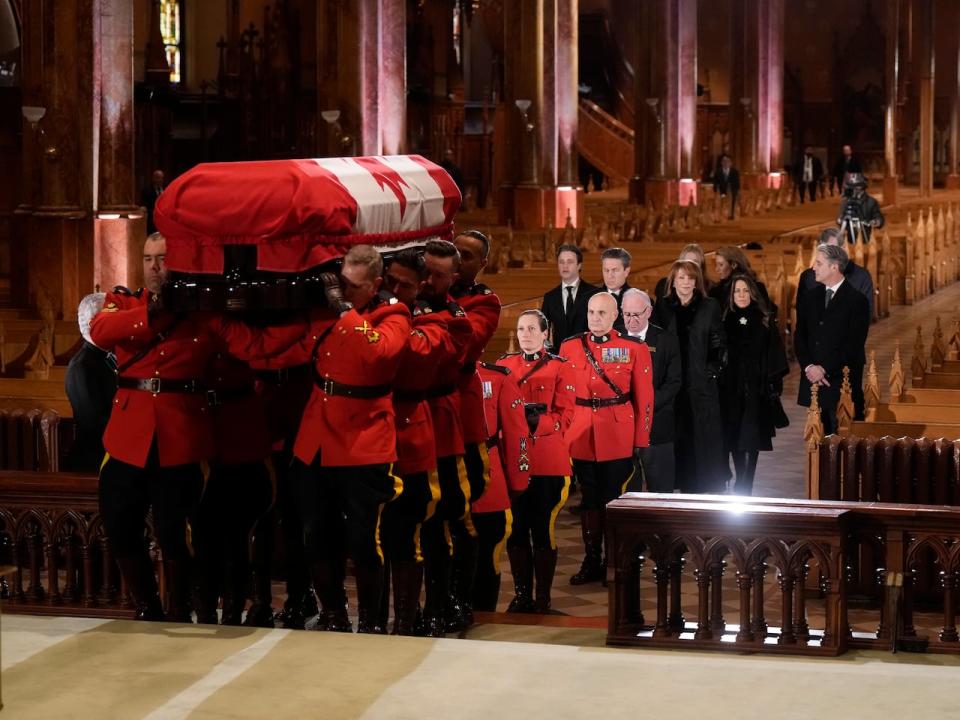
[652,260,728,494]
[709,246,777,317]
[719,274,790,495]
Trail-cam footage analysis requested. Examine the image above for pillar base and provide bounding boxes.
[882,176,899,205]
[740,172,770,190]
[94,214,147,294]
[508,185,584,230]
[946,175,960,190]
[644,179,679,208]
[629,176,646,204]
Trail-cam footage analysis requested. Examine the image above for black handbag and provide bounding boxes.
[768,392,790,429]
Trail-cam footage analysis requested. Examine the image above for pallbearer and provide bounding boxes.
[471,362,530,612]
[498,310,574,613]
[449,230,502,629]
[559,292,654,586]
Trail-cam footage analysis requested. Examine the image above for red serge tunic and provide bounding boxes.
[207,353,272,465]
[452,283,502,445]
[261,296,412,467]
[393,303,458,476]
[471,363,531,514]
[558,331,655,463]
[497,351,575,477]
[90,290,304,468]
[426,299,473,459]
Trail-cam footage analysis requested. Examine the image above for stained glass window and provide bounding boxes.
[160,0,182,84]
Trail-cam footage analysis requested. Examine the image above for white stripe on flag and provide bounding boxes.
[313,157,401,235]
[375,155,447,229]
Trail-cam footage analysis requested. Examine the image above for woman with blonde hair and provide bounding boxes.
[652,260,728,493]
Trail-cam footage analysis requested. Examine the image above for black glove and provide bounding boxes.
[524,403,546,435]
[320,272,352,315]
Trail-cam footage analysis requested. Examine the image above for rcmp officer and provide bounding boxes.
[498,309,575,613]
[193,353,274,625]
[261,244,412,634]
[380,249,460,635]
[449,230,502,629]
[470,361,530,612]
[417,239,473,636]
[621,289,682,492]
[91,233,302,622]
[559,292,654,586]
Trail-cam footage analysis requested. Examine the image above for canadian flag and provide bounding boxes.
[155,155,461,274]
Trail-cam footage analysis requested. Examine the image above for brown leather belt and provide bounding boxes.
[314,377,391,399]
[426,384,457,399]
[117,377,203,394]
[206,385,256,407]
[575,395,630,410]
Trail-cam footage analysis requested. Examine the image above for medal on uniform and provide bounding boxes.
[601,347,630,363]
[482,380,493,398]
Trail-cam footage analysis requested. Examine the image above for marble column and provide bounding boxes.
[729,0,784,190]
[917,0,934,197]
[644,0,698,207]
[379,0,407,155]
[884,0,901,202]
[95,0,147,294]
[630,0,653,203]
[946,1,960,189]
[556,0,579,189]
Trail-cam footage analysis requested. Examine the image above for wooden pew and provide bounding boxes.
[606,492,960,656]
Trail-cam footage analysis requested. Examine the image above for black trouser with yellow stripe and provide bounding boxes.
[472,510,512,611]
[99,442,204,620]
[293,457,401,631]
[192,460,273,623]
[572,457,634,572]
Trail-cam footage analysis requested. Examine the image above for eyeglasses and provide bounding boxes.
[622,312,646,320]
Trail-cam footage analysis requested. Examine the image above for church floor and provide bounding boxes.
[3,613,958,719]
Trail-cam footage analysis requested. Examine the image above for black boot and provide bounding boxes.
[163,559,194,623]
[472,570,502,612]
[378,561,392,633]
[309,560,352,633]
[243,565,275,628]
[570,510,605,585]
[534,548,561,613]
[220,562,249,626]
[422,553,449,638]
[117,555,165,621]
[391,560,423,636]
[506,544,536,612]
[447,532,478,632]
[355,563,387,634]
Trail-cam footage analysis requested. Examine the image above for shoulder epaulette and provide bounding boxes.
[498,351,520,360]
[621,335,645,344]
[112,285,143,297]
[474,283,494,296]
[374,289,399,307]
[447,300,466,317]
[547,353,568,362]
[480,361,510,375]
[413,299,433,317]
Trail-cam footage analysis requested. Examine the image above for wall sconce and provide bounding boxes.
[645,97,662,125]
[739,97,753,118]
[515,99,534,132]
[22,105,59,161]
[322,109,353,151]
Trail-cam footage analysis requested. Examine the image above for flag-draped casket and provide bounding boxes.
[154,155,461,310]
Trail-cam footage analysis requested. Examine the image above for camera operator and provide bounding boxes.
[836,173,883,244]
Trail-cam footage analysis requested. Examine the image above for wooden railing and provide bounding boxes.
[0,471,145,618]
[576,99,634,184]
[607,493,960,656]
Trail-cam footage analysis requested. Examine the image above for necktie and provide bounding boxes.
[825,288,834,308]
[565,285,574,317]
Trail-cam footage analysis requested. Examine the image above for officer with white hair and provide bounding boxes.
[65,293,117,470]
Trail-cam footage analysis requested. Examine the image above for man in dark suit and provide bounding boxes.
[830,144,862,195]
[622,289,681,492]
[794,146,824,203]
[795,244,870,434]
[600,247,631,333]
[712,155,740,219]
[140,169,165,235]
[797,227,875,319]
[541,244,599,348]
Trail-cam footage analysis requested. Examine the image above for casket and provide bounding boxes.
[155,155,461,311]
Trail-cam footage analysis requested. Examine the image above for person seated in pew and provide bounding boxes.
[797,227,875,320]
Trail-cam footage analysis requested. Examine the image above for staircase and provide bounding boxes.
[576,99,634,186]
